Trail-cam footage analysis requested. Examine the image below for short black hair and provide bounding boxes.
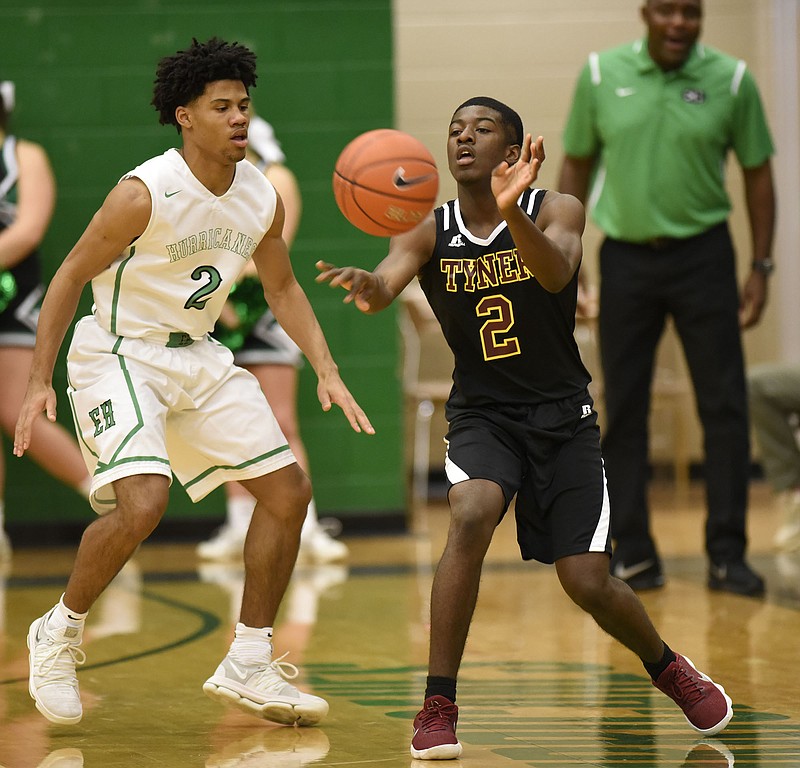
[152,37,258,132]
[453,96,524,147]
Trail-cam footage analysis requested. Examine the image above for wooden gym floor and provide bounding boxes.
[1,479,798,767]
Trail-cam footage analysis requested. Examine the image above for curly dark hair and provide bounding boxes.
[152,37,258,132]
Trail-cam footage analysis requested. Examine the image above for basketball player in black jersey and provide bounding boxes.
[317,97,732,759]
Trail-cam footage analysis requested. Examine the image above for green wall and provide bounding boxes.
[0,1,404,531]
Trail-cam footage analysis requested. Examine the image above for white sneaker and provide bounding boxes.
[298,528,348,564]
[203,652,328,726]
[197,525,247,561]
[37,748,84,768]
[27,609,86,724]
[775,490,800,552]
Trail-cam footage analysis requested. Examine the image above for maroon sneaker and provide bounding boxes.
[653,654,733,735]
[410,695,462,760]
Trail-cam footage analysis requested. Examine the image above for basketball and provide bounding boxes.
[333,129,439,237]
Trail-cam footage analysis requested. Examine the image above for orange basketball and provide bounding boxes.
[333,129,439,237]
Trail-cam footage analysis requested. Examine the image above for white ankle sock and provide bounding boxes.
[228,496,256,533]
[230,622,273,665]
[301,498,319,539]
[47,595,88,638]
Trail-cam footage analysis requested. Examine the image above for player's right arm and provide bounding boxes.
[13,178,151,456]
[315,213,437,314]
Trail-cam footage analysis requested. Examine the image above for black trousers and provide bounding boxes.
[599,223,749,565]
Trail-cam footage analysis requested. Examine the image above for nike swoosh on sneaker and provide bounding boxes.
[227,659,250,681]
[393,168,436,188]
[613,559,656,581]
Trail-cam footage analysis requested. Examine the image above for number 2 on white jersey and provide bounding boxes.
[184,265,223,310]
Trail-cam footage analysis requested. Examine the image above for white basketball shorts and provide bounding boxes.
[66,316,296,514]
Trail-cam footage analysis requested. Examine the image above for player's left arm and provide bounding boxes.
[494,135,585,293]
[252,194,374,435]
[739,158,775,329]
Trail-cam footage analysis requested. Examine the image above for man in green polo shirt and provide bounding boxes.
[558,0,775,597]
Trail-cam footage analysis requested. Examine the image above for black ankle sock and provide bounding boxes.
[643,643,677,681]
[425,675,457,703]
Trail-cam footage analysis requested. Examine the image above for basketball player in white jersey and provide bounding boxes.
[13,37,373,728]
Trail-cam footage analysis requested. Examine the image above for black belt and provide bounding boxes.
[616,223,726,251]
[640,236,681,250]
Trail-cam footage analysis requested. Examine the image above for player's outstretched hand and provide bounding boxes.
[315,260,378,313]
[492,134,545,213]
[316,369,375,435]
[14,381,58,457]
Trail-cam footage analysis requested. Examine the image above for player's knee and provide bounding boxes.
[565,575,614,618]
[556,556,611,613]
[289,472,313,512]
[112,476,169,541]
[249,465,311,522]
[448,504,496,548]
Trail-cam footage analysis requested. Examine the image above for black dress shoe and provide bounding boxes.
[610,555,665,591]
[708,560,765,597]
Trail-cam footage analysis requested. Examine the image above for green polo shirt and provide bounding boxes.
[562,40,774,242]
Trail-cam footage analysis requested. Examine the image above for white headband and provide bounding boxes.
[0,81,14,113]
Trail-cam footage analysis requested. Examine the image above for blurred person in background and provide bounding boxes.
[0,80,91,559]
[558,0,776,597]
[748,362,800,552]
[198,111,347,565]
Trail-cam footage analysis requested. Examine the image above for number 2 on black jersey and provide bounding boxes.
[476,294,520,361]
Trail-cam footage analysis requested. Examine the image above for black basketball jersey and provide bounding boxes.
[417,188,590,408]
[0,135,42,294]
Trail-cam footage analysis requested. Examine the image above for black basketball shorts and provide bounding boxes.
[443,391,612,564]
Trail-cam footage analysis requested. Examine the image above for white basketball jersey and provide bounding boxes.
[91,148,276,344]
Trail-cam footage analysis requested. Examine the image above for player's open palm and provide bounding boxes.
[316,371,375,436]
[315,260,378,313]
[492,134,545,212]
[14,382,58,457]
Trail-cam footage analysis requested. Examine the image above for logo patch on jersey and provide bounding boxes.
[581,404,592,418]
[681,88,706,104]
[615,87,636,97]
[165,189,182,198]
[448,234,465,248]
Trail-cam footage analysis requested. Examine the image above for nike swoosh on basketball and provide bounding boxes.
[393,167,435,188]
[164,189,182,198]
[613,559,655,581]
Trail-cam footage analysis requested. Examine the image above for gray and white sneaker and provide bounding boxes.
[203,651,328,726]
[196,525,247,561]
[27,609,86,724]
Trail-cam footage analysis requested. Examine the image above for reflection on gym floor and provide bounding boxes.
[1,482,799,767]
